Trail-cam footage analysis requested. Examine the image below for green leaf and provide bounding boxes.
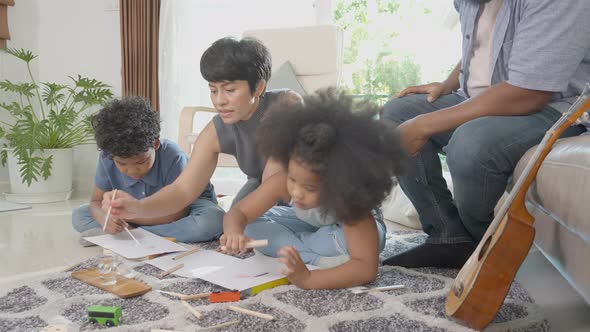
[2,48,37,63]
[42,83,68,107]
[0,80,36,98]
[41,155,53,180]
[0,149,6,167]
[17,153,43,186]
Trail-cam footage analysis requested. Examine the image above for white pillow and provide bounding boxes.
[381,171,454,230]
[267,61,307,96]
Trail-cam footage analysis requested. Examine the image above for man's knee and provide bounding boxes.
[381,94,429,124]
[446,121,500,174]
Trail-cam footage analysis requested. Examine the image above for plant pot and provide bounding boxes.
[4,148,73,203]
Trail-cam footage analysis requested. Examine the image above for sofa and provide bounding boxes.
[513,133,590,305]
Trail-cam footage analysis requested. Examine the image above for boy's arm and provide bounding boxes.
[221,171,291,253]
[281,214,380,289]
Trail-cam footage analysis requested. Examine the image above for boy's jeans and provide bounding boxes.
[72,198,224,243]
[381,93,586,244]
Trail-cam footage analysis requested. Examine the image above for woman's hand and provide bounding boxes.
[102,190,141,220]
[278,246,311,288]
[397,81,454,103]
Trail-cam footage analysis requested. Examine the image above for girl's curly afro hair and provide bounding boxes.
[257,88,407,223]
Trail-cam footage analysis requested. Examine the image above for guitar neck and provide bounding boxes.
[490,92,590,229]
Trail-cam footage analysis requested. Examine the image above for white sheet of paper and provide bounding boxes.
[84,228,187,259]
[147,249,318,291]
[148,249,243,278]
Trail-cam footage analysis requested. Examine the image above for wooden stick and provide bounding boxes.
[181,300,204,320]
[202,319,241,330]
[368,284,405,292]
[124,227,141,246]
[173,247,200,260]
[158,263,184,279]
[180,292,211,301]
[103,189,118,231]
[220,239,268,252]
[227,305,274,321]
[156,290,186,298]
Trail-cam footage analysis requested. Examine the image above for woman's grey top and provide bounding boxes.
[212,89,288,181]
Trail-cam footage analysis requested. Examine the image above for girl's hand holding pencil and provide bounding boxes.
[278,246,311,288]
[218,232,253,255]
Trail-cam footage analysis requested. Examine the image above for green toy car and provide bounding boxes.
[87,305,122,327]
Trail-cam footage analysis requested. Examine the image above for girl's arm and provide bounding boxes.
[279,213,380,289]
[221,171,291,254]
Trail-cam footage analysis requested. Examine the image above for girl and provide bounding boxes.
[220,89,407,289]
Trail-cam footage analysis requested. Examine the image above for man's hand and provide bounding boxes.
[219,232,252,255]
[398,82,454,103]
[398,116,431,156]
[278,246,311,288]
[102,190,141,220]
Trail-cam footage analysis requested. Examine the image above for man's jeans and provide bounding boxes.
[381,93,586,244]
[72,198,224,243]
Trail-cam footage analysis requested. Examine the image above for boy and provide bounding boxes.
[72,96,224,245]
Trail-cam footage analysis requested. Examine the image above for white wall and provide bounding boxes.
[0,0,121,196]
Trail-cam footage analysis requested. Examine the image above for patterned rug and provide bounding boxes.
[0,231,549,332]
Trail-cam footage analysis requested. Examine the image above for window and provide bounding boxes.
[333,0,461,104]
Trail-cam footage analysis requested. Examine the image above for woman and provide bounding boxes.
[104,37,302,232]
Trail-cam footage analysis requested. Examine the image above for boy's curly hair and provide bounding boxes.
[257,88,407,223]
[92,96,160,158]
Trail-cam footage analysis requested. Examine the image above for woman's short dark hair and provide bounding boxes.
[92,96,160,158]
[200,37,272,94]
[257,88,408,223]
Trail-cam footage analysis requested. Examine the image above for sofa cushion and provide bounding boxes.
[513,134,590,242]
[267,61,307,96]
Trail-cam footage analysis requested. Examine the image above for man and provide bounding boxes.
[382,0,590,268]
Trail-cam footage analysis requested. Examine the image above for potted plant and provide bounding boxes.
[0,48,113,203]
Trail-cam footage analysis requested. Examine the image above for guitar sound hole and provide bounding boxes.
[478,235,493,261]
[452,281,464,297]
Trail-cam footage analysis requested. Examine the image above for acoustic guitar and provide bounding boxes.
[445,85,590,331]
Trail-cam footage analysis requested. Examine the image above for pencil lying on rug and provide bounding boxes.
[219,239,268,252]
[156,290,211,300]
[173,247,200,260]
[181,300,204,320]
[158,263,184,279]
[227,305,274,321]
[350,284,405,294]
[102,189,118,231]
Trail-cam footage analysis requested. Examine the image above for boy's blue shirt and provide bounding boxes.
[94,138,215,202]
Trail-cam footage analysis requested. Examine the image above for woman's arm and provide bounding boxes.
[280,213,380,289]
[108,121,220,219]
[221,171,291,253]
[89,187,128,234]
